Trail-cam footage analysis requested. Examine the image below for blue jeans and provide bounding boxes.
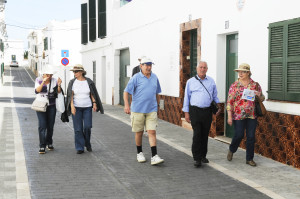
[36,105,56,148]
[229,119,257,161]
[72,107,92,151]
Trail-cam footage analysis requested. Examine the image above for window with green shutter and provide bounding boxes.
[98,0,106,39]
[89,0,96,42]
[81,3,88,45]
[44,37,48,50]
[268,18,300,102]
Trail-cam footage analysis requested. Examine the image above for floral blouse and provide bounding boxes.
[226,79,263,120]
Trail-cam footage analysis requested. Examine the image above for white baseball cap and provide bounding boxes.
[42,64,56,75]
[140,57,154,65]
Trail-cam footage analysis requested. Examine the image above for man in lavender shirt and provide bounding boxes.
[182,61,220,168]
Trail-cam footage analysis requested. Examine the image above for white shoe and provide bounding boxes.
[151,154,164,165]
[137,152,146,163]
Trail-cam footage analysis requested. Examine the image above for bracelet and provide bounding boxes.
[93,102,96,104]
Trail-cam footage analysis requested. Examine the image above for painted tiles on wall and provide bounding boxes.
[237,112,300,169]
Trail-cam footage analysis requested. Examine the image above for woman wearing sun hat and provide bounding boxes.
[35,64,62,154]
[226,63,265,166]
[65,64,104,154]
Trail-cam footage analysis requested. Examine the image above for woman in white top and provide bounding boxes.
[34,65,62,154]
[66,64,103,154]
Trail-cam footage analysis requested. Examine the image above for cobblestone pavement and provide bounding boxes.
[1,66,300,199]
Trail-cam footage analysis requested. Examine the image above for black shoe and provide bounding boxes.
[194,160,202,168]
[47,145,54,151]
[201,157,209,163]
[39,148,46,154]
[227,150,233,161]
[77,150,84,154]
[86,147,92,152]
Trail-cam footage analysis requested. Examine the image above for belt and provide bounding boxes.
[191,105,211,111]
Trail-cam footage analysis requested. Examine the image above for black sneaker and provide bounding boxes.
[201,157,209,163]
[77,150,84,154]
[86,147,92,152]
[194,160,202,168]
[47,145,54,151]
[39,148,46,154]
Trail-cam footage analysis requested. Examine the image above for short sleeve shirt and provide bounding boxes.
[125,72,161,113]
[226,79,262,120]
[72,79,92,107]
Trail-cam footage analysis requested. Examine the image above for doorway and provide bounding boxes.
[101,56,106,103]
[119,48,130,105]
[225,34,238,138]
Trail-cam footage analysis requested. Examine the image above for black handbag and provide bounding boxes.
[255,83,266,117]
[59,88,69,122]
[61,110,69,122]
[194,76,219,114]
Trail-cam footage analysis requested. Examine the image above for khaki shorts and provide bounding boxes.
[130,112,158,132]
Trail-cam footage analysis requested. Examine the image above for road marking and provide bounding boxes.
[6,67,32,198]
[24,66,35,82]
[105,112,285,199]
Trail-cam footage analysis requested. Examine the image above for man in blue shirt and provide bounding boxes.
[182,61,220,168]
[123,57,164,165]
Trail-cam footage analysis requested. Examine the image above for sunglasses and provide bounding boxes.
[73,70,81,73]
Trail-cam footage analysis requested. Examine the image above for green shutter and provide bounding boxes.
[286,20,300,101]
[44,37,48,50]
[268,17,300,102]
[98,0,106,38]
[268,25,285,100]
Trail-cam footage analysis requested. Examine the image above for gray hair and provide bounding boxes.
[197,61,208,68]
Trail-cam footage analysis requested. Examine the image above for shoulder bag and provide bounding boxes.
[31,79,51,112]
[194,76,219,114]
[255,82,267,117]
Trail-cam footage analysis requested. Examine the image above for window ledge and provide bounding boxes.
[264,101,300,116]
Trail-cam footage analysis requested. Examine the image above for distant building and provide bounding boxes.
[27,30,43,76]
[42,19,81,90]
[0,0,7,81]
[27,19,81,89]
[4,40,24,66]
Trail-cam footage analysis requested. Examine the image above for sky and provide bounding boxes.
[5,0,81,49]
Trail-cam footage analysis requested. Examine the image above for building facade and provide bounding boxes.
[28,19,81,90]
[0,0,7,82]
[80,0,300,169]
[27,30,43,76]
[4,39,24,66]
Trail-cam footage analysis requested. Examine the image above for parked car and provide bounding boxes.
[10,60,18,67]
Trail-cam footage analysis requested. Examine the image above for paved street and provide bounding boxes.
[1,66,300,199]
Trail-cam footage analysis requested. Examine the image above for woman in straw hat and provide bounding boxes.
[35,65,62,154]
[66,64,104,154]
[226,63,265,166]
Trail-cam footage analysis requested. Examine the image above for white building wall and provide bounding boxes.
[81,0,300,115]
[41,19,81,91]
